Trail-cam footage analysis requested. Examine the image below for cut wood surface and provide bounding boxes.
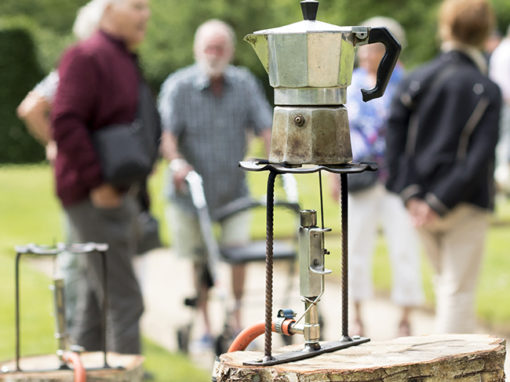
[0,352,144,382]
[215,334,506,381]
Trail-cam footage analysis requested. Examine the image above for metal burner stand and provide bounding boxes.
[240,159,376,366]
[2,242,118,374]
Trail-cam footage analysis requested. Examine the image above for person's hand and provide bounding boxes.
[17,91,43,117]
[419,202,439,226]
[407,198,438,227]
[328,172,341,201]
[90,184,122,208]
[45,141,57,163]
[169,158,193,193]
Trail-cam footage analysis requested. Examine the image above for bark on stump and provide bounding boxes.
[0,352,144,382]
[215,334,506,382]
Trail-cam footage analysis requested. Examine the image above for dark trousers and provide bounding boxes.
[64,195,144,354]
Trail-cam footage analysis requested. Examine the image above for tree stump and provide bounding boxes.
[0,352,144,382]
[215,334,506,382]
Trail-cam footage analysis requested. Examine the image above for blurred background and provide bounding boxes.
[1,1,510,381]
[1,0,510,164]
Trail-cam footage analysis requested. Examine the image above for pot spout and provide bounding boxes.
[244,33,269,73]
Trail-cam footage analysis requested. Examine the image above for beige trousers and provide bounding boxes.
[418,204,489,333]
[166,203,251,263]
[348,184,424,307]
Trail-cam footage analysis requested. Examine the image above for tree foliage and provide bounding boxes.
[141,0,510,87]
[1,0,510,162]
[0,28,45,163]
[2,0,510,87]
[0,0,88,34]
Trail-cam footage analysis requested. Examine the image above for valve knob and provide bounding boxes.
[277,309,297,319]
[300,0,319,21]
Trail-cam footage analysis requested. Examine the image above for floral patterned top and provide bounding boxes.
[347,64,404,181]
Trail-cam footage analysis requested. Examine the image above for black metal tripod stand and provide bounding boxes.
[239,160,376,366]
[4,242,116,374]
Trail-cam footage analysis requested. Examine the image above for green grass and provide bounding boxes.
[142,340,210,382]
[0,164,63,249]
[243,143,510,332]
[1,159,509,381]
[0,254,209,382]
[343,203,510,333]
[0,163,209,382]
[477,224,510,329]
[0,253,54,358]
[243,147,510,332]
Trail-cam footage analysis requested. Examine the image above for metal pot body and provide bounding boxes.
[245,28,363,94]
[246,23,401,104]
[268,32,356,89]
[270,106,352,165]
[245,1,401,166]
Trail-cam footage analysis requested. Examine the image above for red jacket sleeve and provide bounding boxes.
[51,46,103,191]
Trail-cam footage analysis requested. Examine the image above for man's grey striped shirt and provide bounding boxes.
[158,64,272,215]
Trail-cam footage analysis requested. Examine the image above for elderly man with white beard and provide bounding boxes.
[159,19,272,349]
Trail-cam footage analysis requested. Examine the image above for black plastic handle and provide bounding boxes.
[361,27,401,102]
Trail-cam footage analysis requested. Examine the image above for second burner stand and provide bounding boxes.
[240,160,376,361]
[13,243,111,372]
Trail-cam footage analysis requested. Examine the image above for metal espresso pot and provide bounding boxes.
[245,0,401,165]
[227,0,403,366]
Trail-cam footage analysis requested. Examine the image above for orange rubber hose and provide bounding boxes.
[228,322,271,352]
[63,352,86,382]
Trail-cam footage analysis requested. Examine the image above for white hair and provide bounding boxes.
[362,16,407,49]
[193,19,236,53]
[72,0,119,40]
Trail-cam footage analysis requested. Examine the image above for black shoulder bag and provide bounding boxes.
[347,130,379,193]
[92,80,161,188]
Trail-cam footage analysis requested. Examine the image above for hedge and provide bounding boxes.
[0,27,45,163]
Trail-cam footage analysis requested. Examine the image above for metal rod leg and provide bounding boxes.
[340,173,350,340]
[264,170,277,361]
[100,251,110,368]
[318,171,325,229]
[15,253,21,371]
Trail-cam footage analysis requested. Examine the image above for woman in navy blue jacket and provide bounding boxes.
[385,0,501,333]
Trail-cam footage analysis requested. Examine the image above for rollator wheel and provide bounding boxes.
[318,311,325,341]
[214,330,233,356]
[214,322,237,356]
[214,334,226,356]
[176,324,191,353]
